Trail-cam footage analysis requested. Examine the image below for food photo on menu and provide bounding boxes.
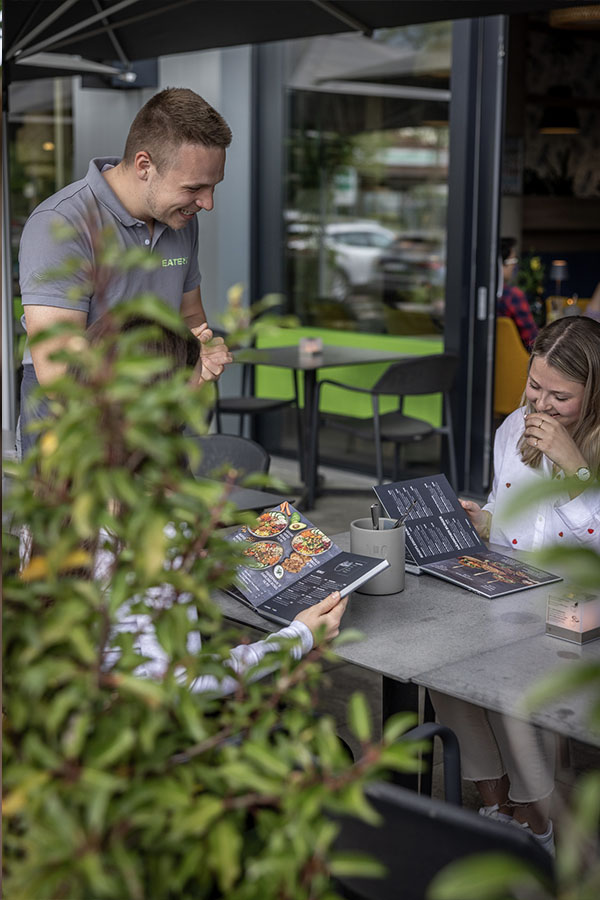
[225,503,389,626]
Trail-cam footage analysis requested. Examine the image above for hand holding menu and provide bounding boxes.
[374,475,561,598]
[226,503,389,625]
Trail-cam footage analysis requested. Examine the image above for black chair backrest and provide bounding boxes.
[190,434,270,483]
[374,353,459,397]
[333,780,554,900]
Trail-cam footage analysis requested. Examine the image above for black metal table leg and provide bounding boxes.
[382,678,420,791]
[298,369,318,510]
[382,678,437,795]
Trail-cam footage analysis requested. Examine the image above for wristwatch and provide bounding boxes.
[575,466,592,482]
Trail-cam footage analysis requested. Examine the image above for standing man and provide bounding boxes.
[18,87,233,457]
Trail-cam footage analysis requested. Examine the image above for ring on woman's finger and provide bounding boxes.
[535,438,539,447]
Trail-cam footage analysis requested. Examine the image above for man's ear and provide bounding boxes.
[133,150,153,180]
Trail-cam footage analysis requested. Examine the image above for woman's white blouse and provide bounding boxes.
[482,409,600,551]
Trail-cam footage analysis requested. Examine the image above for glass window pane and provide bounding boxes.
[8,78,74,298]
[284,23,451,335]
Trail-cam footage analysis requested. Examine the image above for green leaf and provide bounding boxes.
[524,661,600,713]
[88,726,136,768]
[330,851,387,879]
[207,818,242,893]
[383,711,418,744]
[379,741,425,773]
[427,853,550,900]
[177,691,208,743]
[332,628,364,648]
[50,220,77,242]
[112,294,187,332]
[2,771,50,817]
[243,740,291,779]
[335,781,382,826]
[348,692,372,743]
[536,546,600,592]
[110,673,165,709]
[23,732,63,769]
[137,514,167,579]
[62,711,92,759]
[109,842,145,900]
[171,796,224,839]
[556,771,600,885]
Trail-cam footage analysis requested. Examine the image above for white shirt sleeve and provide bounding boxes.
[188,620,313,695]
[554,490,600,547]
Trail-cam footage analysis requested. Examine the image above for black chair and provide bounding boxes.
[188,434,270,483]
[214,366,300,436]
[314,353,459,488]
[332,722,555,900]
[332,781,555,900]
[212,332,301,444]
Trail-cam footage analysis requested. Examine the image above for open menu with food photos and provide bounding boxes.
[373,474,561,598]
[225,502,389,626]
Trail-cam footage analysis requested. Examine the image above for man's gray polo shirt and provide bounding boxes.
[19,157,201,364]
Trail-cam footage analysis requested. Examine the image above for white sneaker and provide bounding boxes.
[478,803,514,824]
[510,819,555,856]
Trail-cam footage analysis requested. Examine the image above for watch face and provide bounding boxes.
[576,466,592,482]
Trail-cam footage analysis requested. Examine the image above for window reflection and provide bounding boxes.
[8,78,73,294]
[285,24,451,335]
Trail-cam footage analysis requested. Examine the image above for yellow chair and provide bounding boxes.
[494,316,530,417]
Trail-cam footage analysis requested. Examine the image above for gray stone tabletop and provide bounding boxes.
[213,531,598,744]
[214,531,563,682]
[418,633,600,747]
[324,532,558,682]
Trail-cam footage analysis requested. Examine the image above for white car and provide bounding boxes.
[287,221,397,300]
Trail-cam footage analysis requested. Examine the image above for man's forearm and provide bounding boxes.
[180,287,208,331]
[24,306,88,386]
[182,309,209,329]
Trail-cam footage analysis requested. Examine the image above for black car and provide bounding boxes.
[374,235,446,306]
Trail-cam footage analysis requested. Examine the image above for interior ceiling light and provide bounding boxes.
[539,85,580,134]
[549,5,600,28]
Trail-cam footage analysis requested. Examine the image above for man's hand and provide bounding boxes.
[189,323,232,385]
[294,590,348,643]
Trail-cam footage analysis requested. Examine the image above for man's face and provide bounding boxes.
[144,143,226,230]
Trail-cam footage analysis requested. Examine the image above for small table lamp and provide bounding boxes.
[550,259,569,296]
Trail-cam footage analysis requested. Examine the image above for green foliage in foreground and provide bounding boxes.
[3,297,422,899]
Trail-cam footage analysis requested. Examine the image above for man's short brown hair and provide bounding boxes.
[123,87,232,171]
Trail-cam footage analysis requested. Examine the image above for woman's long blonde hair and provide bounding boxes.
[518,316,600,475]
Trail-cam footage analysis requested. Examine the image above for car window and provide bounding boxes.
[370,232,396,248]
[332,232,365,246]
[334,232,379,247]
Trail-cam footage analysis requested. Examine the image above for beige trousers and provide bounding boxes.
[430,691,556,804]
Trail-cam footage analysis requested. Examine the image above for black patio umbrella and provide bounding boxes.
[4,0,588,83]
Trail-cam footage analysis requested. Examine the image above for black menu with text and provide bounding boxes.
[374,475,561,598]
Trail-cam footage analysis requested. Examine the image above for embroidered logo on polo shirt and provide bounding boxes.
[161,257,188,267]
